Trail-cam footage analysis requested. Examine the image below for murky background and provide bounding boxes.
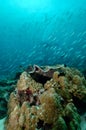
[0,0,86,78]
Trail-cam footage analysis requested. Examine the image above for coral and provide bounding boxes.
[38,88,63,124]
[17,71,43,92]
[27,64,65,84]
[6,105,20,130]
[5,65,86,130]
[63,103,81,130]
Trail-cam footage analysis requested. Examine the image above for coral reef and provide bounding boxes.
[0,79,17,119]
[5,65,86,130]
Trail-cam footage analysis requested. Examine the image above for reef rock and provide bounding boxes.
[5,65,86,130]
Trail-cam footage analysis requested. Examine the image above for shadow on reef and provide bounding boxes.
[73,96,86,115]
[4,64,86,130]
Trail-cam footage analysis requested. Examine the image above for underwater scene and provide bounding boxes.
[0,0,86,129]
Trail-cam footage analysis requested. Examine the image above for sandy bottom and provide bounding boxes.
[0,118,6,130]
[80,113,86,130]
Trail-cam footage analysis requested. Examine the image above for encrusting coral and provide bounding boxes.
[5,64,86,130]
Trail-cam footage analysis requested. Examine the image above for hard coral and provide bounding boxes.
[27,64,65,84]
[38,88,63,124]
[5,65,86,130]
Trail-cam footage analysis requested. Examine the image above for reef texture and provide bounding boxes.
[5,65,86,130]
[0,79,17,119]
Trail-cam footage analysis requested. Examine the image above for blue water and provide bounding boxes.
[0,0,86,78]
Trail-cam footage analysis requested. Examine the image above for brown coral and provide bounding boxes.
[5,65,86,130]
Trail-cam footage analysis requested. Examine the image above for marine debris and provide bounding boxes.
[5,64,86,130]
